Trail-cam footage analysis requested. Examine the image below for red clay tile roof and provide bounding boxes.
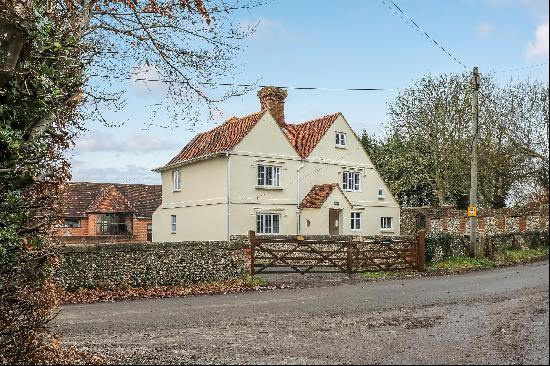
[60,182,161,218]
[163,111,266,168]
[300,183,339,209]
[88,185,137,213]
[285,113,341,158]
[162,110,342,169]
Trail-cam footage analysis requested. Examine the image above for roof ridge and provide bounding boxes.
[287,111,341,127]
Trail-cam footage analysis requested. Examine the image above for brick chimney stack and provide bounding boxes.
[258,86,288,128]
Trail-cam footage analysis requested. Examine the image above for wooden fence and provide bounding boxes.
[248,230,426,275]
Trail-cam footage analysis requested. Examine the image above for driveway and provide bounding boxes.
[54,260,549,364]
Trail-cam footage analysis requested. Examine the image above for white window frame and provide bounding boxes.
[342,171,361,192]
[378,188,385,199]
[257,165,281,187]
[351,212,362,231]
[172,170,181,192]
[170,215,177,233]
[256,213,281,234]
[381,217,393,230]
[335,132,347,147]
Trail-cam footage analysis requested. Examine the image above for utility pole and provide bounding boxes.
[469,67,480,257]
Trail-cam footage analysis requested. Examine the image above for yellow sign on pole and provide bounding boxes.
[468,206,477,217]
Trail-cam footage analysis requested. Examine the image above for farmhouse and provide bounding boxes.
[152,87,400,241]
[55,182,161,243]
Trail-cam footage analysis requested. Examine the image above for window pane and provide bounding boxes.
[171,215,176,232]
[257,214,262,233]
[274,167,280,186]
[342,172,348,189]
[354,173,360,191]
[265,214,272,233]
[257,166,264,185]
[273,215,280,233]
[265,166,273,186]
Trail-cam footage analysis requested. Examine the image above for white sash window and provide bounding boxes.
[342,171,361,192]
[257,165,281,187]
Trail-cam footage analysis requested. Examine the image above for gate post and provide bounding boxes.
[417,230,426,272]
[346,242,353,276]
[248,230,256,276]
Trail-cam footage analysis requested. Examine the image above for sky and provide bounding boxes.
[69,0,549,185]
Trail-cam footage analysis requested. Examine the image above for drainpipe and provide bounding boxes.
[226,152,231,242]
[296,161,305,234]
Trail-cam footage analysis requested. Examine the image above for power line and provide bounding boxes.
[89,73,400,92]
[492,61,549,74]
[236,146,367,202]
[380,0,468,70]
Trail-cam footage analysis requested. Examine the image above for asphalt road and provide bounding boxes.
[55,260,549,365]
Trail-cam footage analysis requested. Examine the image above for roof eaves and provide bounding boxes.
[152,151,229,172]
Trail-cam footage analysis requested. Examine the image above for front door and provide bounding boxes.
[329,209,341,235]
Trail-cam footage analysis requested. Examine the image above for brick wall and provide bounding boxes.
[401,205,549,236]
[54,215,153,244]
[56,235,138,245]
[54,217,89,237]
[133,218,151,241]
[87,214,97,235]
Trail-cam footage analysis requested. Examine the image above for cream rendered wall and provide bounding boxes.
[300,188,351,236]
[152,156,228,241]
[160,157,227,204]
[299,114,401,235]
[229,113,302,236]
[153,112,401,240]
[152,204,227,241]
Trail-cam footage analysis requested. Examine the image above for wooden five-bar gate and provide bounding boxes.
[248,230,426,275]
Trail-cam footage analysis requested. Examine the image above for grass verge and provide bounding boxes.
[427,256,496,271]
[360,271,404,279]
[494,246,549,264]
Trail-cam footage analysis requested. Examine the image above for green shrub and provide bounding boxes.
[426,232,468,262]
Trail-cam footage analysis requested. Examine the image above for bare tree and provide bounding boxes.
[1,0,257,362]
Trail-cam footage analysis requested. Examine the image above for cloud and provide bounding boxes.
[524,22,549,61]
[75,132,180,153]
[476,22,493,38]
[129,64,167,93]
[71,164,160,184]
[238,18,299,42]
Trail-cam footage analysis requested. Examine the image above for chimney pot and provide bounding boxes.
[258,86,288,128]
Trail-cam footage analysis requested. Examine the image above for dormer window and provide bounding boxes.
[172,170,181,191]
[335,132,346,147]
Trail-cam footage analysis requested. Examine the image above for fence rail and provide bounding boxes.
[248,231,425,275]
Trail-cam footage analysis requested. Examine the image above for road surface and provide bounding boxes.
[55,260,549,364]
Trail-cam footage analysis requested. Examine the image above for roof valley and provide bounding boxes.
[163,111,341,168]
